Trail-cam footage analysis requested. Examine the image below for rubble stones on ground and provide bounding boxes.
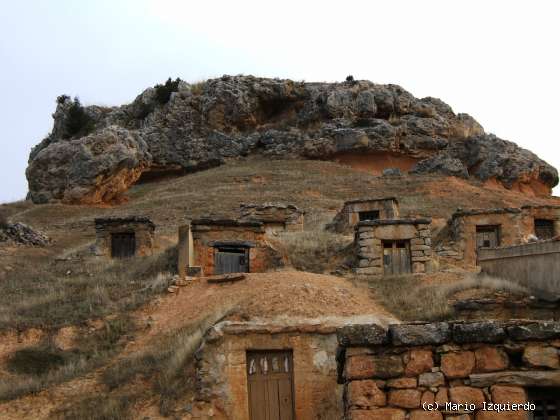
[26,75,559,204]
[0,222,50,246]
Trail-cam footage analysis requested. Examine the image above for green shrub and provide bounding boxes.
[63,97,95,139]
[154,78,181,105]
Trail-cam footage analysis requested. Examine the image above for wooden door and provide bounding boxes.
[247,351,294,420]
[383,240,411,275]
[535,219,555,240]
[214,248,249,274]
[476,226,500,249]
[529,387,560,419]
[111,232,135,258]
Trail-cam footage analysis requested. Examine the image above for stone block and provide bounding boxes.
[388,389,422,408]
[474,347,508,372]
[490,385,526,404]
[412,256,431,262]
[345,355,376,380]
[346,355,404,380]
[449,386,485,408]
[338,324,389,346]
[359,238,374,247]
[390,322,450,346]
[419,372,445,387]
[522,345,559,369]
[507,321,560,341]
[435,387,448,405]
[441,351,475,379]
[411,238,425,245]
[452,322,506,344]
[355,267,383,275]
[359,231,375,239]
[412,250,425,257]
[424,238,432,246]
[409,410,443,420]
[347,380,387,408]
[475,410,527,419]
[349,408,405,420]
[419,229,431,237]
[421,390,435,404]
[411,244,431,251]
[405,349,434,376]
[412,262,426,273]
[410,410,442,420]
[386,377,417,389]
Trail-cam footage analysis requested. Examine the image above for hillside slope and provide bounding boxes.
[26,75,558,204]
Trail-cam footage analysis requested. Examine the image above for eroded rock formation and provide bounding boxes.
[26,76,558,203]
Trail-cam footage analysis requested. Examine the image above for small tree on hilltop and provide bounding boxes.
[63,97,95,139]
[154,77,182,105]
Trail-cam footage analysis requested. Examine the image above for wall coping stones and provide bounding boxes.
[344,197,398,205]
[452,207,522,218]
[506,321,560,341]
[357,218,432,227]
[240,202,305,214]
[337,320,560,348]
[520,204,560,210]
[207,240,257,248]
[191,218,264,229]
[94,216,155,229]
[389,322,450,346]
[451,321,506,343]
[337,324,389,346]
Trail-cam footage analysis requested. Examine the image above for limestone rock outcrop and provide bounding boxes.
[26,76,559,203]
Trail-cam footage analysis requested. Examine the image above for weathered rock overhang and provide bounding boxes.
[337,320,560,419]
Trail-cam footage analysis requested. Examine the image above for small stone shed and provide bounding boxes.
[355,218,432,277]
[337,320,560,419]
[451,205,560,266]
[329,197,400,233]
[189,219,281,276]
[94,216,155,258]
[193,321,344,419]
[239,203,304,233]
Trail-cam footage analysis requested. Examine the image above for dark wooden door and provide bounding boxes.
[476,226,500,249]
[383,241,411,275]
[359,210,380,222]
[247,351,294,420]
[529,387,560,419]
[111,232,135,258]
[535,219,555,240]
[214,248,249,274]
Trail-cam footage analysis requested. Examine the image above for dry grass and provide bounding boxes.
[102,303,236,415]
[275,229,353,273]
[0,248,176,330]
[52,394,136,420]
[0,316,133,402]
[369,273,530,321]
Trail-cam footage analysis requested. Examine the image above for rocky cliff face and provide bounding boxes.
[26,76,558,204]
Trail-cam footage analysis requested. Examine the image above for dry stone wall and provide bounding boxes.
[338,320,560,419]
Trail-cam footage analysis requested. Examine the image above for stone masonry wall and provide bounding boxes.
[355,219,432,277]
[94,216,155,257]
[329,198,400,234]
[450,206,560,267]
[239,203,304,232]
[194,322,343,419]
[338,320,560,420]
[191,220,281,275]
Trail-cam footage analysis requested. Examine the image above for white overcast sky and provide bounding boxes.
[1,0,559,203]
